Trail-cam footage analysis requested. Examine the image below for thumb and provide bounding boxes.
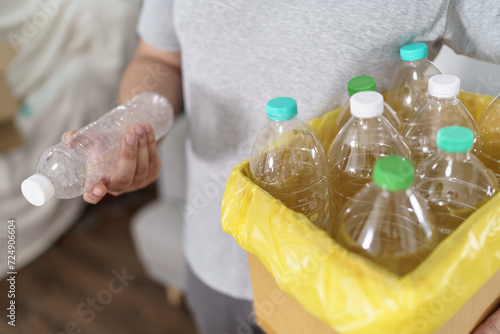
[474,307,500,334]
[61,130,77,141]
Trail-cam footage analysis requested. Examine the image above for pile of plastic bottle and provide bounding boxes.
[249,42,500,277]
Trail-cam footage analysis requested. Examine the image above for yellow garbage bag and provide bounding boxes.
[221,92,499,334]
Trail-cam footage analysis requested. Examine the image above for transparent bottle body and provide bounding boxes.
[404,97,479,167]
[336,184,438,276]
[336,98,402,132]
[414,150,498,240]
[250,116,331,233]
[34,92,174,199]
[385,58,443,123]
[328,116,411,227]
[478,93,500,179]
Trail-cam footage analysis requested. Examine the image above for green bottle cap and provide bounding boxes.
[373,156,414,192]
[266,97,298,121]
[436,126,474,153]
[400,42,428,61]
[347,76,377,96]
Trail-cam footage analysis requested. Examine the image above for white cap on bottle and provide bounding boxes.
[428,74,460,98]
[350,91,384,118]
[21,174,55,206]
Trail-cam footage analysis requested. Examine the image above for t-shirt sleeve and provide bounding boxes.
[137,0,180,52]
[443,0,500,64]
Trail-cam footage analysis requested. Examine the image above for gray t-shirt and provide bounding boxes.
[137,0,500,300]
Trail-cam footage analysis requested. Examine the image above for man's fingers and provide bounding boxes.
[134,124,149,186]
[145,123,162,181]
[80,123,161,203]
[108,130,138,193]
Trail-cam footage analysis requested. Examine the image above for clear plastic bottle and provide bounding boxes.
[404,74,479,167]
[336,156,438,277]
[336,75,401,131]
[385,42,443,124]
[21,92,174,206]
[477,93,500,179]
[250,97,330,232]
[414,126,498,241]
[328,91,411,229]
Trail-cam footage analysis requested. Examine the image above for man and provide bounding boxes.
[65,1,500,333]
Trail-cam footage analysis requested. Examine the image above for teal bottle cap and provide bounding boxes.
[437,126,474,153]
[373,156,414,192]
[267,97,298,121]
[347,76,377,96]
[400,42,428,61]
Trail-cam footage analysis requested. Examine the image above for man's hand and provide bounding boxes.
[474,307,500,334]
[61,122,161,204]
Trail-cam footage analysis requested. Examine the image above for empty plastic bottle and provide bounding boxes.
[250,97,330,232]
[414,126,498,241]
[22,92,174,206]
[385,42,443,123]
[328,91,410,228]
[336,156,438,277]
[477,93,500,180]
[336,75,401,131]
[404,74,479,167]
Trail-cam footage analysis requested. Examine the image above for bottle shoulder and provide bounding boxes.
[253,117,323,149]
[415,153,499,191]
[478,96,500,129]
[343,183,432,225]
[250,117,328,175]
[405,100,478,135]
[329,117,410,162]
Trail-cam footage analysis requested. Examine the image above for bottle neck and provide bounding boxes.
[379,187,413,197]
[437,149,472,161]
[267,115,303,133]
[268,115,296,124]
[402,58,427,67]
[427,96,459,105]
[352,115,385,127]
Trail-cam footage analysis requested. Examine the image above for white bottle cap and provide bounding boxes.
[21,174,55,206]
[428,74,460,98]
[350,91,384,118]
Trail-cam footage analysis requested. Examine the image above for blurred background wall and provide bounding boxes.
[0,0,141,275]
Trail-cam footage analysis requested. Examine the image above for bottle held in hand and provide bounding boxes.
[22,92,174,206]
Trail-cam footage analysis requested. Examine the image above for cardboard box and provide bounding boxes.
[221,92,500,334]
[0,39,23,152]
[249,253,500,334]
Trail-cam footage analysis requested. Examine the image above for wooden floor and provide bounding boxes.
[0,184,198,334]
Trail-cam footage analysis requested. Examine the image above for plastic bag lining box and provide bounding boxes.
[221,92,500,334]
